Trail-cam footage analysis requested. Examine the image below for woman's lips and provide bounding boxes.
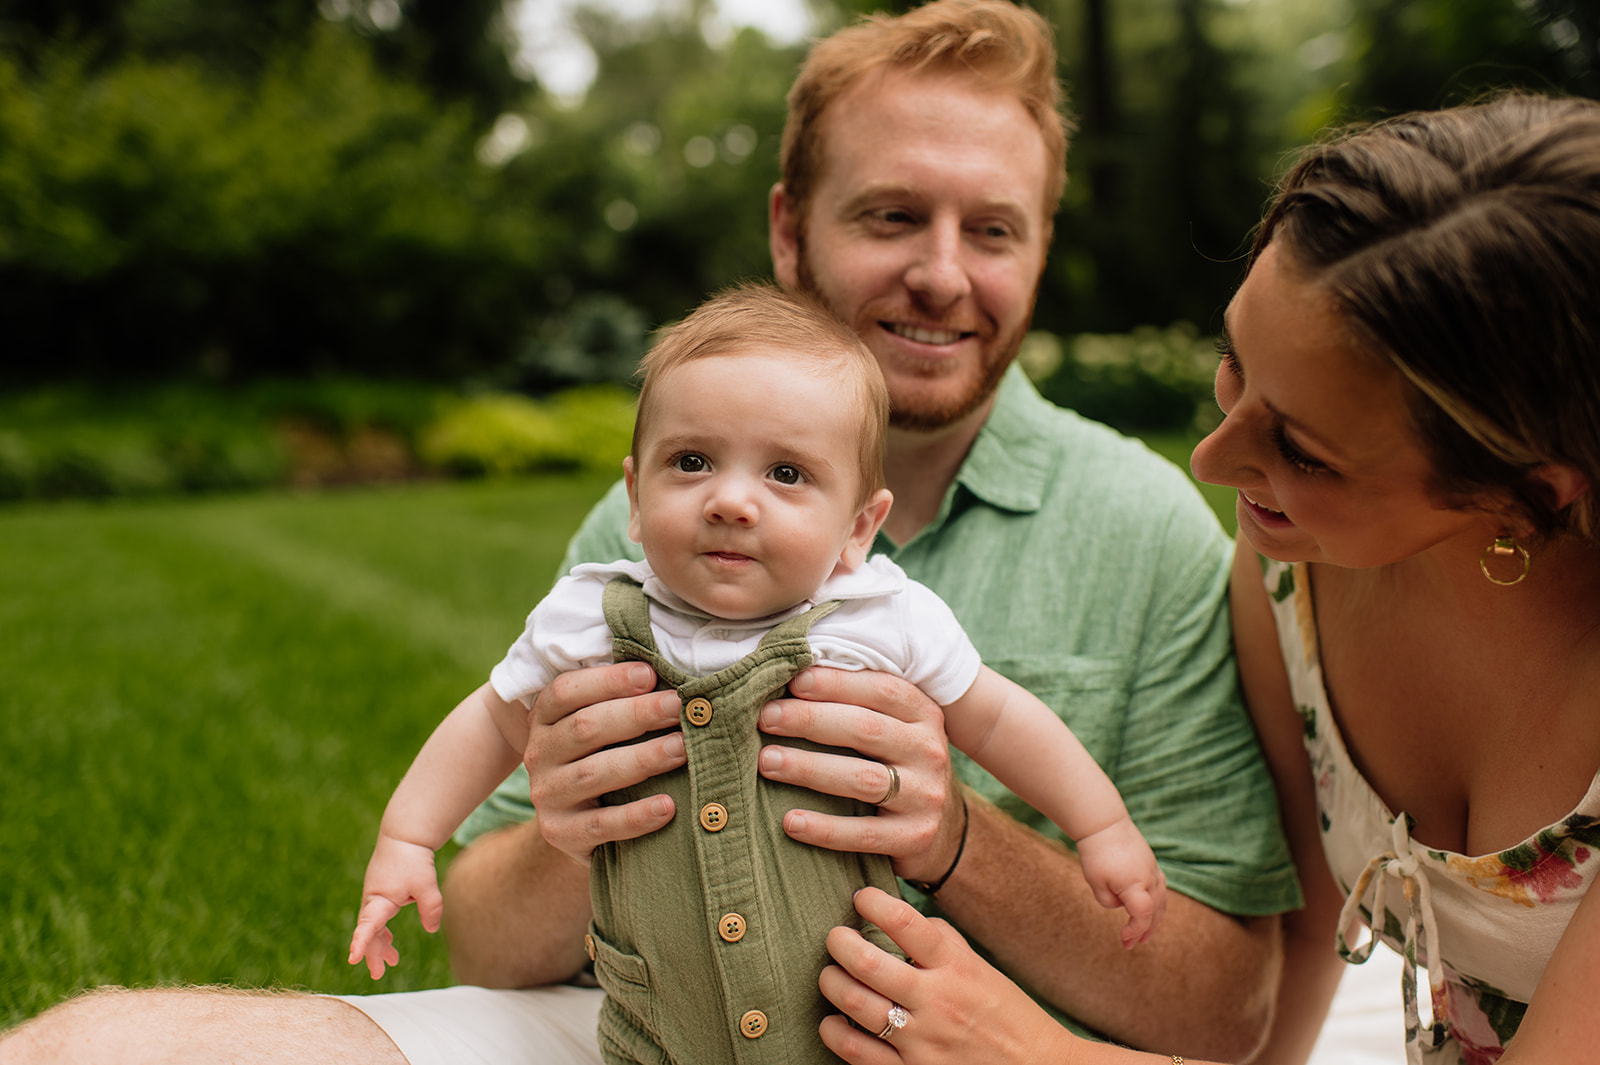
[1240,490,1293,527]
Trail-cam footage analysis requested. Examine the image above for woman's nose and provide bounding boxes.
[1189,409,1253,490]
[1190,362,1251,489]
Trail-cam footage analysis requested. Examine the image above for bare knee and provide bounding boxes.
[0,986,405,1065]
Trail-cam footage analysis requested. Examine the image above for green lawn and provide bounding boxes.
[0,473,616,1027]
[0,440,1233,1030]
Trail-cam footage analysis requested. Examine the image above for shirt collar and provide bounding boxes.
[951,363,1054,515]
[573,556,905,627]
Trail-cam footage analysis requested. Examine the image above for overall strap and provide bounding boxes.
[601,576,844,696]
[602,577,690,690]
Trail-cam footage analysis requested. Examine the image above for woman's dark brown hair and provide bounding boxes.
[1255,93,1600,540]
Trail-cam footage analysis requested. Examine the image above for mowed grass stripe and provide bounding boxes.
[0,474,615,1026]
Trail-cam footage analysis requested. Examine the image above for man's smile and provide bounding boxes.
[884,321,972,346]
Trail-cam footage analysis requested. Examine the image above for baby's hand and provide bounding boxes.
[348,835,444,979]
[1075,817,1167,949]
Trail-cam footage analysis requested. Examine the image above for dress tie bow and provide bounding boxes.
[1335,815,1447,1063]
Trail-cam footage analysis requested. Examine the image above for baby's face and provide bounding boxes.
[625,349,880,620]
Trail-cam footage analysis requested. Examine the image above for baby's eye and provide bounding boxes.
[770,464,803,485]
[672,453,708,473]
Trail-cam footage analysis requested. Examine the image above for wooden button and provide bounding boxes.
[583,933,596,961]
[685,697,714,726]
[739,1010,768,1038]
[700,802,728,832]
[718,913,747,942]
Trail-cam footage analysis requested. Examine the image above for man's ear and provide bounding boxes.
[623,456,644,545]
[839,489,893,570]
[769,183,801,290]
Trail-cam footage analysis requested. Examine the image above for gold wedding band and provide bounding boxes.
[874,764,901,806]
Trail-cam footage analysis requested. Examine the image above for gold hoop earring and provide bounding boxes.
[1479,535,1531,586]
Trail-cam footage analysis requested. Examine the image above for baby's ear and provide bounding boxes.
[840,489,893,569]
[623,456,644,545]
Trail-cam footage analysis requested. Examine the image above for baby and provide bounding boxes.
[348,283,1164,1063]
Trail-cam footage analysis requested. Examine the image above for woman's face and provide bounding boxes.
[1190,242,1491,568]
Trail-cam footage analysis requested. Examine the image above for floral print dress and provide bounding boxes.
[1263,559,1600,1064]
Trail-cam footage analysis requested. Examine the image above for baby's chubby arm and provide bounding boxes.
[943,667,1167,948]
[349,680,529,978]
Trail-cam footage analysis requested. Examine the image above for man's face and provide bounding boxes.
[772,67,1054,433]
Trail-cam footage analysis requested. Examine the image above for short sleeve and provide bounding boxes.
[487,574,615,707]
[456,479,638,847]
[896,579,983,706]
[1109,498,1303,916]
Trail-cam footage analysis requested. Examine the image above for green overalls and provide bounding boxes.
[586,578,902,1065]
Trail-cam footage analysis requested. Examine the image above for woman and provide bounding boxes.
[815,92,1600,1065]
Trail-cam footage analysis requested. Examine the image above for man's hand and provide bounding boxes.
[755,666,965,885]
[522,661,687,865]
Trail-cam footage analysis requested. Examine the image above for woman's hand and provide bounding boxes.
[818,887,1078,1064]
[522,661,687,865]
[757,668,963,885]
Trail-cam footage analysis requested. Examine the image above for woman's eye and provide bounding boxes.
[771,464,802,485]
[672,454,707,473]
[1214,336,1240,377]
[1272,425,1326,474]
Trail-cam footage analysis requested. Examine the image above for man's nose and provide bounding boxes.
[904,221,973,307]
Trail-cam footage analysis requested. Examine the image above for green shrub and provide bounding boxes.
[0,379,451,502]
[417,385,634,478]
[1034,322,1219,434]
[547,385,637,472]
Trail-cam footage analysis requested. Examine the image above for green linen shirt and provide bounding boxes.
[459,365,1301,1033]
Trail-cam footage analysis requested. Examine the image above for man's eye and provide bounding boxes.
[771,464,802,485]
[672,454,707,473]
[868,208,916,227]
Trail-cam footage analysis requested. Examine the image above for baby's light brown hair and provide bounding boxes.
[632,282,889,505]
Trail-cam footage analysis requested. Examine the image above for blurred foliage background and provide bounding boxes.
[2,0,1596,397]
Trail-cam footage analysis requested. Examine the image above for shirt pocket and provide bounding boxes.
[960,652,1135,832]
[587,921,659,1054]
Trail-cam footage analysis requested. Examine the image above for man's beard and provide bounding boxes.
[793,231,1031,433]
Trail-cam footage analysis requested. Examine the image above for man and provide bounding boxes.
[0,3,1298,1062]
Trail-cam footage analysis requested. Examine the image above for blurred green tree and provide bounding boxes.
[495,6,801,333]
[5,0,1596,390]
[0,29,544,382]
[0,0,520,116]
[1340,0,1591,116]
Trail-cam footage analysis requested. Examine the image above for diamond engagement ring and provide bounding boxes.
[875,1004,910,1040]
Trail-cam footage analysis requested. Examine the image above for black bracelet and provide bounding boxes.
[907,794,969,896]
